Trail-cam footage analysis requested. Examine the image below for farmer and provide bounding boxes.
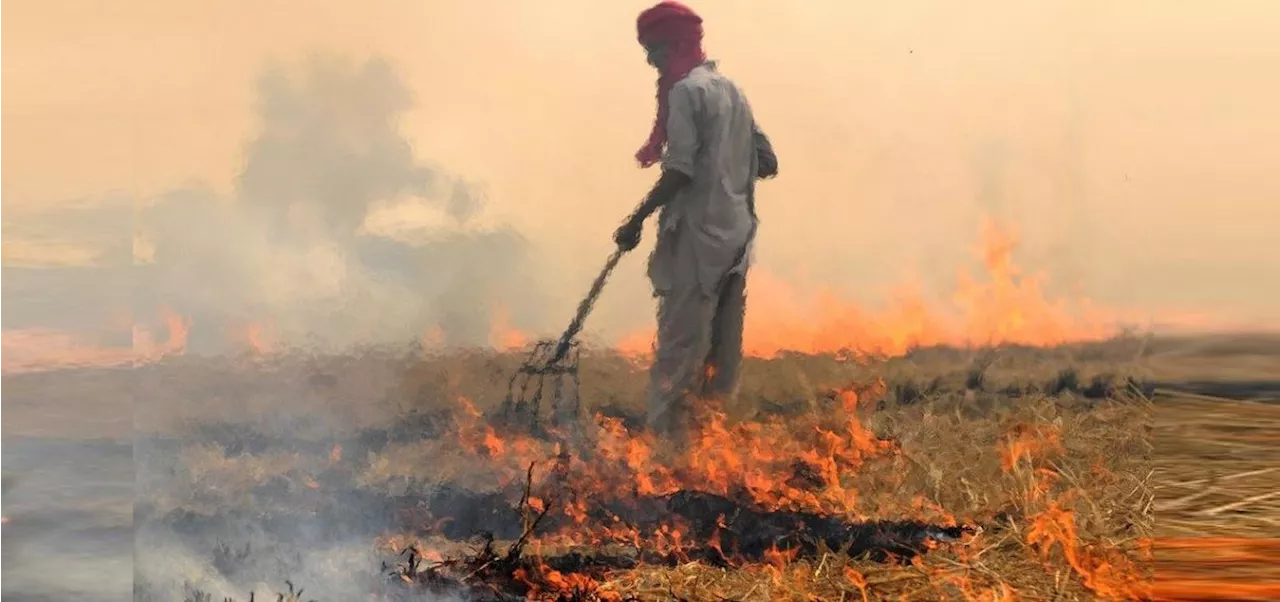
[613,1,778,441]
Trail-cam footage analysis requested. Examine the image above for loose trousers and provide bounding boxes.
[646,267,748,439]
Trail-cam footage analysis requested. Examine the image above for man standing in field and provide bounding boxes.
[613,1,778,441]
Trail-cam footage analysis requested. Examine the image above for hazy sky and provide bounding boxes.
[4,0,1279,354]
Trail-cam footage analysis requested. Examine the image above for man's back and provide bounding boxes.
[656,61,758,297]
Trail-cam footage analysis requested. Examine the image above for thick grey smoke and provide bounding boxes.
[238,57,430,239]
[120,56,562,599]
[136,55,550,353]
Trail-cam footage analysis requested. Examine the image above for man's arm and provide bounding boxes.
[627,169,692,225]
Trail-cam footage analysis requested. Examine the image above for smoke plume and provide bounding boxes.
[135,55,550,354]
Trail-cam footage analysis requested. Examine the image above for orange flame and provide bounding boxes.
[243,321,279,354]
[1026,500,1149,600]
[419,325,446,351]
[999,423,1064,473]
[133,306,190,361]
[449,382,900,558]
[618,218,1120,359]
[998,422,1150,600]
[376,378,1159,600]
[489,303,530,351]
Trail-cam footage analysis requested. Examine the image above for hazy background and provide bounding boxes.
[4,0,1280,363]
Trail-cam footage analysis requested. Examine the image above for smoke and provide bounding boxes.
[136,55,551,353]
[238,56,428,239]
[134,522,469,602]
[128,405,474,602]
[120,58,548,600]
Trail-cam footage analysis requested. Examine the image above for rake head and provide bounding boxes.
[496,339,583,440]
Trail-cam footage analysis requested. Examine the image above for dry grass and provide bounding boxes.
[364,388,1155,601]
[588,391,1153,601]
[67,334,1276,600]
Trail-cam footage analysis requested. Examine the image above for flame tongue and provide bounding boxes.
[381,389,986,600]
[372,378,1155,601]
[618,218,1122,360]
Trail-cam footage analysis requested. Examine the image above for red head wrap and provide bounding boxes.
[635,2,707,167]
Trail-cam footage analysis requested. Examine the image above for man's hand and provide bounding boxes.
[614,217,643,252]
[614,169,690,252]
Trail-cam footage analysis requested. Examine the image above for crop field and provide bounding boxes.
[5,333,1278,601]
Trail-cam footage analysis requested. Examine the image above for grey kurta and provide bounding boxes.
[645,61,762,436]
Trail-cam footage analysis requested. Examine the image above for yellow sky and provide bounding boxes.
[4,0,1279,327]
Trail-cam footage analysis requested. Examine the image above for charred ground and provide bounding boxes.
[6,334,1278,600]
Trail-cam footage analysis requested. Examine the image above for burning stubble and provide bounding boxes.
[121,345,1171,601]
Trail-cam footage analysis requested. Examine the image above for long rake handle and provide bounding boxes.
[548,248,625,365]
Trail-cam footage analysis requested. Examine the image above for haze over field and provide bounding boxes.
[4,0,1279,371]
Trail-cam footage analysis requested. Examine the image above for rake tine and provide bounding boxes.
[515,372,535,416]
[503,344,545,412]
[530,375,547,432]
[501,376,521,422]
[551,370,565,425]
[570,346,583,425]
[500,338,585,440]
